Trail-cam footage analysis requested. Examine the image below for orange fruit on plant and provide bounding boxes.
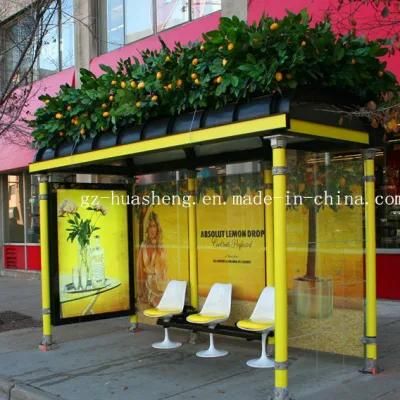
[121,81,126,88]
[275,72,284,82]
[67,105,72,111]
[138,81,145,89]
[191,73,198,80]
[200,44,205,51]
[102,111,110,117]
[156,72,163,80]
[270,22,279,31]
[136,101,142,108]
[192,58,199,66]
[301,40,306,47]
[165,55,171,62]
[222,58,228,66]
[109,95,114,102]
[216,76,223,84]
[55,113,63,119]
[111,80,117,85]
[167,83,173,90]
[176,79,183,87]
[59,131,64,137]
[194,78,201,85]
[130,80,137,88]
[101,103,108,109]
[227,42,234,51]
[151,95,158,102]
[80,128,85,135]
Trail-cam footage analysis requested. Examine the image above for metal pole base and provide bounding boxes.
[360,358,382,375]
[152,328,182,350]
[188,331,198,345]
[196,333,228,358]
[129,322,140,333]
[270,387,293,400]
[38,335,57,352]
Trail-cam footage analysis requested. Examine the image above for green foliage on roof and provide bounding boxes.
[31,10,398,149]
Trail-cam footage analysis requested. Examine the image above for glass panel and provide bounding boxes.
[376,145,400,248]
[6,175,25,243]
[39,3,60,78]
[61,0,75,69]
[107,0,124,51]
[134,172,189,313]
[287,150,364,358]
[26,175,40,243]
[3,15,36,85]
[125,0,154,43]
[156,0,189,32]
[196,163,265,325]
[191,0,221,19]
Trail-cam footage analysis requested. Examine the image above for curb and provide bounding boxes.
[0,269,40,281]
[0,377,63,400]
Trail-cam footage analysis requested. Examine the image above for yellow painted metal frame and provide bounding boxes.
[29,114,288,173]
[289,119,369,144]
[364,154,378,371]
[272,146,288,392]
[39,175,52,347]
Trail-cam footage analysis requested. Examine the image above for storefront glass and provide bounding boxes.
[376,145,400,249]
[6,175,25,244]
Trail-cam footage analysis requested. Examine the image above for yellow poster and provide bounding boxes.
[56,188,131,321]
[133,182,189,314]
[196,172,266,324]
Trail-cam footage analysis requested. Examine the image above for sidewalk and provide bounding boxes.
[0,276,399,400]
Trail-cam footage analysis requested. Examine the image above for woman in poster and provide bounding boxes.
[137,211,167,307]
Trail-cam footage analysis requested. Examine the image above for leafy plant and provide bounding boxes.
[31,10,399,149]
[58,200,107,248]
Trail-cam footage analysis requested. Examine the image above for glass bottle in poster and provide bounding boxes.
[91,235,105,288]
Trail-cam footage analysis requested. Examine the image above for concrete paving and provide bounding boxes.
[0,275,399,400]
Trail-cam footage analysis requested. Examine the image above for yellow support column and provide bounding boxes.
[188,170,199,309]
[362,149,379,374]
[271,136,290,400]
[129,177,138,332]
[264,162,274,287]
[38,174,53,351]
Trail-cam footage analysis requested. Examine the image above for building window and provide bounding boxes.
[2,13,37,89]
[156,0,189,32]
[38,0,75,78]
[1,0,75,85]
[103,0,221,52]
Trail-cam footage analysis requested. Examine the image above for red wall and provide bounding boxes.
[3,245,41,271]
[377,254,400,300]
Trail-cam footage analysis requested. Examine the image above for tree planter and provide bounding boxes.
[293,277,333,319]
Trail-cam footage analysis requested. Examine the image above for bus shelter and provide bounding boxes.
[29,95,380,400]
